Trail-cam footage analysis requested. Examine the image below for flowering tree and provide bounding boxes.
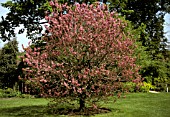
[21,1,141,111]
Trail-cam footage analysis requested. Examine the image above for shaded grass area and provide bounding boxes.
[0,98,50,117]
[0,93,170,117]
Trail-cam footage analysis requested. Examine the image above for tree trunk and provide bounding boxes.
[79,98,85,111]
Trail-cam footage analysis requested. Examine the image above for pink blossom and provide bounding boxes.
[45,16,49,21]
[49,1,54,6]
[20,1,141,107]
[77,88,82,94]
[63,82,69,88]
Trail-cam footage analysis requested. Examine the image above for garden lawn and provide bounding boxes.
[0,93,170,117]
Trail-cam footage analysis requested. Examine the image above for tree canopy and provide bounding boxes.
[21,2,141,110]
[109,0,170,87]
[0,0,96,41]
[1,0,170,42]
[0,39,19,88]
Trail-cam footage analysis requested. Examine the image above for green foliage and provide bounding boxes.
[124,82,156,93]
[139,82,156,92]
[0,0,97,42]
[141,60,169,90]
[108,0,170,88]
[0,39,19,89]
[0,88,21,98]
[0,87,34,98]
[124,82,137,93]
[0,0,49,41]
[19,94,35,98]
[117,18,156,84]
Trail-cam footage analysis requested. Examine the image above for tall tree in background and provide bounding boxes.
[107,0,170,87]
[0,0,96,42]
[1,0,170,43]
[0,39,19,88]
[0,0,50,42]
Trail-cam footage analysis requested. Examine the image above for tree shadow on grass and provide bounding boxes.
[48,107,112,116]
[0,105,122,117]
[0,105,49,117]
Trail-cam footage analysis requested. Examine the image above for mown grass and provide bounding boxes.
[0,93,170,117]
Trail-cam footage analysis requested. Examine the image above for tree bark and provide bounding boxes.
[79,98,85,111]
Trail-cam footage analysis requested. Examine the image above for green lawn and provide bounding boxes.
[0,93,170,117]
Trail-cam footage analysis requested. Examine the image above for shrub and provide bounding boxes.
[139,82,156,92]
[124,82,137,93]
[0,88,35,98]
[0,88,21,98]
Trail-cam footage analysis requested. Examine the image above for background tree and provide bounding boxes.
[0,39,19,88]
[0,0,96,42]
[107,0,170,88]
[1,0,169,42]
[22,2,141,110]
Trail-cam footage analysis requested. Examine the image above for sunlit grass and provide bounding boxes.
[94,93,170,117]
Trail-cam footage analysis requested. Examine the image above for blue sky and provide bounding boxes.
[164,14,170,38]
[0,0,31,52]
[0,0,170,51]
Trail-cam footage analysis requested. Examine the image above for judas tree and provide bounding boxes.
[21,1,141,110]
